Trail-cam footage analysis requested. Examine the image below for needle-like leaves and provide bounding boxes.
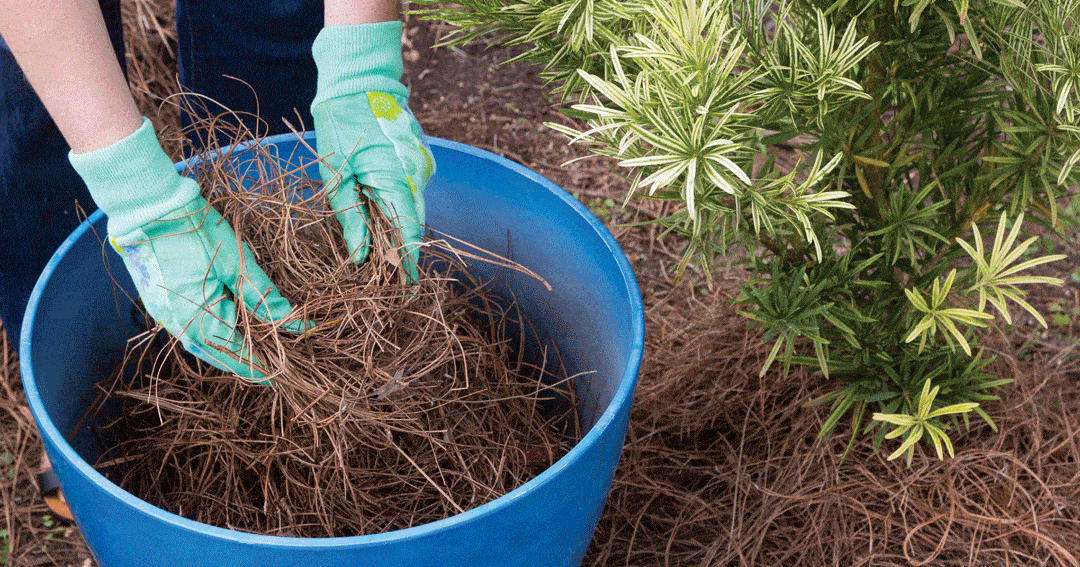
[415,0,1080,461]
[904,269,994,356]
[873,378,979,466]
[955,212,1065,327]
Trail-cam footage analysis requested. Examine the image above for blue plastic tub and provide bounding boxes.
[20,134,644,567]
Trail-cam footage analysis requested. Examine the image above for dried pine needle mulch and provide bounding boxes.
[9,1,1079,559]
[92,122,579,538]
[585,277,1080,567]
[0,328,89,565]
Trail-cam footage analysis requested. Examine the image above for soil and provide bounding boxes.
[4,2,1080,566]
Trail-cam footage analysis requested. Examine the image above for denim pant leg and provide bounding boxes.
[0,0,125,342]
[176,0,322,150]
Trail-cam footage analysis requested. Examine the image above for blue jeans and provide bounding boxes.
[0,0,321,341]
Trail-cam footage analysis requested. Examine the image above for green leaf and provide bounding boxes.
[907,0,934,32]
[924,422,949,459]
[760,130,801,146]
[558,107,600,121]
[962,213,1065,327]
[872,412,917,427]
[927,402,981,419]
[962,13,982,60]
[888,423,924,463]
[760,335,787,378]
[820,388,857,437]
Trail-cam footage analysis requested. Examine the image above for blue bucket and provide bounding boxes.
[20,134,643,567]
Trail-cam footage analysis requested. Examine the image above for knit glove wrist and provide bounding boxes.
[311,21,410,105]
[69,117,199,237]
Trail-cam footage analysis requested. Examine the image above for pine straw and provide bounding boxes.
[91,119,579,538]
[586,280,1080,566]
[0,328,60,564]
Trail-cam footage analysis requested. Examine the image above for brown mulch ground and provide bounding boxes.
[3,1,1080,565]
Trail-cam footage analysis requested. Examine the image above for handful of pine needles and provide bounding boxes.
[93,120,580,537]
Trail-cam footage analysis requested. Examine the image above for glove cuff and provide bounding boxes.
[310,21,408,106]
[69,117,199,236]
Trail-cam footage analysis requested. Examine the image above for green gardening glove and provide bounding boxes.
[310,21,435,282]
[69,118,303,381]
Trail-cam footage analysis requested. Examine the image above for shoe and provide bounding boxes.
[37,452,74,522]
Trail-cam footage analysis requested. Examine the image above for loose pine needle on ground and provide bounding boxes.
[4,3,1080,563]
[586,280,1080,566]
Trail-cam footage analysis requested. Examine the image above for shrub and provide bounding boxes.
[413,0,1080,463]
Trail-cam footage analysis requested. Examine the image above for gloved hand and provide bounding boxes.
[310,21,435,282]
[69,117,303,381]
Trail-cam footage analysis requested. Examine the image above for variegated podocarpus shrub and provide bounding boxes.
[413,0,1080,464]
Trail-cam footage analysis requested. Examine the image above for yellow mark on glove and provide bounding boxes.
[368,92,403,121]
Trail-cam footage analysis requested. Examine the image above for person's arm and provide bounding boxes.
[0,0,142,153]
[324,0,400,26]
[1,0,306,380]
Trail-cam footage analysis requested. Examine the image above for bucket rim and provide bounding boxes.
[19,134,645,547]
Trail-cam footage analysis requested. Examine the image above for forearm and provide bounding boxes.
[324,0,400,26]
[0,0,142,154]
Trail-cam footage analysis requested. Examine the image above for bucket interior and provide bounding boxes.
[25,134,641,482]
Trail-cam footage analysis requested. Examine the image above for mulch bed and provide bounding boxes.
[2,1,1079,565]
